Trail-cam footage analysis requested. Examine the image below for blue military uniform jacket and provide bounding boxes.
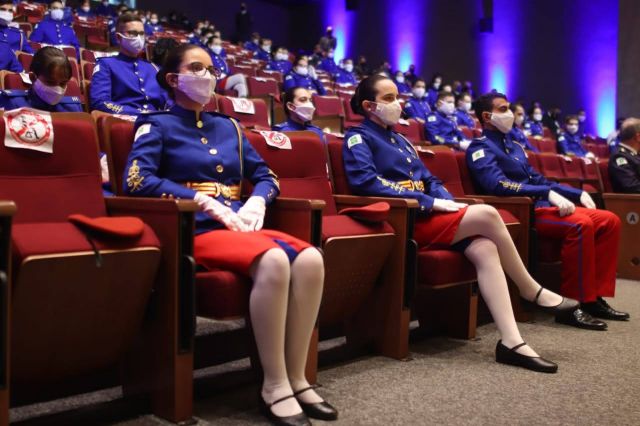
[557,132,587,157]
[0,88,83,112]
[509,126,538,152]
[426,87,438,108]
[403,96,430,121]
[466,129,582,207]
[0,40,22,72]
[273,118,325,142]
[394,80,411,95]
[90,53,168,115]
[283,70,326,95]
[253,49,270,62]
[334,69,356,85]
[317,57,338,74]
[76,9,96,19]
[29,17,80,58]
[124,105,280,234]
[454,109,475,128]
[525,119,544,136]
[209,51,230,76]
[424,111,466,148]
[0,23,32,53]
[265,59,292,75]
[609,143,640,193]
[343,118,453,215]
[144,22,164,36]
[243,40,259,52]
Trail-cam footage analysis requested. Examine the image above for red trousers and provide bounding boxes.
[535,207,621,302]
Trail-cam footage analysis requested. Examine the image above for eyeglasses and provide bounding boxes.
[122,31,146,37]
[182,62,221,78]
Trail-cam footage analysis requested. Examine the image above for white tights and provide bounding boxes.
[225,73,248,98]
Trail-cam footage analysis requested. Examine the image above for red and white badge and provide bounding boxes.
[229,97,256,115]
[259,131,291,150]
[3,108,54,153]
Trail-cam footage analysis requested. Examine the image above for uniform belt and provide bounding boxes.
[397,180,425,192]
[184,182,241,200]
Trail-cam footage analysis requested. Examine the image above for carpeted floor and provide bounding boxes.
[12,280,640,425]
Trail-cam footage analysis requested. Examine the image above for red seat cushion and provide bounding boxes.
[321,214,394,240]
[496,209,519,224]
[338,202,390,223]
[417,249,476,287]
[196,270,251,319]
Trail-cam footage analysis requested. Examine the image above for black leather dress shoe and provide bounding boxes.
[495,341,558,373]
[294,385,338,421]
[532,287,579,314]
[581,297,630,321]
[555,308,607,330]
[260,394,311,426]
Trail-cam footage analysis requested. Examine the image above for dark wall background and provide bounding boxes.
[617,0,640,120]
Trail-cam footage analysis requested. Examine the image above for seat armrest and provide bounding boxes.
[265,197,326,246]
[603,193,640,201]
[333,194,419,209]
[0,201,14,390]
[0,201,16,217]
[455,197,484,204]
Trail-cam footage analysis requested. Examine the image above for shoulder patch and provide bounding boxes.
[347,134,362,149]
[558,136,565,141]
[616,157,629,166]
[134,123,151,142]
[93,64,100,73]
[427,115,437,123]
[405,102,411,108]
[471,149,485,162]
[285,75,293,80]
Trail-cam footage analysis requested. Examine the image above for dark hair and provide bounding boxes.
[117,12,142,31]
[282,86,309,117]
[473,92,508,125]
[293,55,307,67]
[156,44,201,97]
[429,73,442,85]
[565,114,579,124]
[412,78,425,87]
[151,37,180,67]
[509,102,524,113]
[30,46,71,79]
[619,118,640,141]
[350,74,391,116]
[436,90,454,102]
[0,0,14,5]
[455,92,471,104]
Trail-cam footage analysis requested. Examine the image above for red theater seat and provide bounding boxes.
[312,95,345,134]
[394,118,425,145]
[217,96,269,129]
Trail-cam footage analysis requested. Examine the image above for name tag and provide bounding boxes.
[229,97,256,114]
[3,107,54,154]
[260,130,291,150]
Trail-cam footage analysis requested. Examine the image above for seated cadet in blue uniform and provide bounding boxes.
[144,12,163,35]
[265,46,292,75]
[454,92,475,128]
[393,70,411,95]
[253,37,271,62]
[29,0,80,59]
[466,91,628,329]
[426,73,442,108]
[343,74,575,373]
[95,0,115,17]
[317,48,338,75]
[124,44,336,425]
[509,103,538,152]
[333,57,356,86]
[577,109,587,137]
[90,13,168,115]
[403,78,430,123]
[273,86,325,142]
[0,46,81,111]
[243,32,260,52]
[207,36,248,97]
[525,106,544,137]
[76,0,96,19]
[609,118,640,193]
[0,39,22,72]
[0,0,32,53]
[557,115,592,158]
[424,91,470,150]
[283,56,326,95]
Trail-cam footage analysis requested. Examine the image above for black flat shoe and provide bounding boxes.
[260,394,311,426]
[532,287,579,314]
[293,384,338,421]
[556,308,607,330]
[495,340,558,373]
[581,297,630,321]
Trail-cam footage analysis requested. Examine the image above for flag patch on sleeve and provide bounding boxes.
[472,149,485,162]
[347,134,362,149]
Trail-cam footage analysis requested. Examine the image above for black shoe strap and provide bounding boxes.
[268,394,296,408]
[293,383,322,397]
[509,342,527,352]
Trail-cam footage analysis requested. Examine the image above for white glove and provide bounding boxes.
[459,139,471,151]
[100,153,110,184]
[194,192,249,232]
[580,191,596,209]
[548,190,575,217]
[237,196,266,231]
[432,198,468,212]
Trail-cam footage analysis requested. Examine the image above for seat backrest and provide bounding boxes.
[460,126,473,140]
[419,149,466,197]
[527,151,541,172]
[82,61,95,79]
[393,119,422,144]
[100,116,135,195]
[598,159,613,192]
[0,112,105,223]
[560,156,585,179]
[257,69,283,83]
[537,153,565,179]
[229,64,257,77]
[537,137,557,153]
[455,151,476,195]
[326,135,351,195]
[313,95,345,118]
[341,96,363,124]
[3,72,31,90]
[217,96,269,129]
[247,76,279,97]
[247,130,337,214]
[18,53,33,72]
[594,144,609,158]
[527,136,541,151]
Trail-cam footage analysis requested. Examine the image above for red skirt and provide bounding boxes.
[194,229,312,276]
[414,207,468,249]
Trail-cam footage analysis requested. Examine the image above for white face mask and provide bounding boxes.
[578,115,586,122]
[33,78,66,105]
[533,112,542,121]
[412,87,425,98]
[177,72,215,105]
[396,76,405,84]
[81,6,90,12]
[150,18,158,25]
[328,52,334,58]
[0,10,13,24]
[50,8,64,21]
[438,101,455,116]
[344,63,353,72]
[295,66,308,76]
[262,44,271,52]
[514,115,524,126]
[566,124,579,134]
[119,33,145,54]
[210,45,222,55]
[276,52,288,61]
[371,100,402,126]
[490,110,515,133]
[290,102,315,122]
[433,80,441,89]
[460,101,472,112]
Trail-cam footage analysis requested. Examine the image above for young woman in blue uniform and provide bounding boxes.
[29,0,80,59]
[509,103,538,152]
[273,86,325,142]
[525,106,544,137]
[403,79,430,123]
[283,56,326,95]
[207,36,248,97]
[557,115,590,157]
[124,44,337,425]
[343,75,578,373]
